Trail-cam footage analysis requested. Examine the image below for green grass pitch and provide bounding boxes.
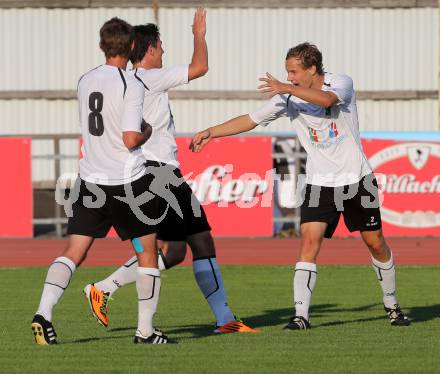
[1,265,439,373]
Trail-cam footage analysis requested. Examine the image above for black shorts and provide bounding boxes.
[146,162,211,242]
[67,172,164,241]
[300,174,382,238]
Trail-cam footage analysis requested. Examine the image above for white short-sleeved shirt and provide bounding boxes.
[77,65,146,185]
[249,73,372,187]
[130,65,189,168]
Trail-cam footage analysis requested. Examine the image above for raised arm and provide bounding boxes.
[188,8,208,81]
[259,72,339,108]
[190,115,257,152]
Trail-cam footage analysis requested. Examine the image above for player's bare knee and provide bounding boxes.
[363,232,390,258]
[301,230,320,248]
[299,238,320,262]
[187,231,216,258]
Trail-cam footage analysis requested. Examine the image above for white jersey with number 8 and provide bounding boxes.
[77,64,146,186]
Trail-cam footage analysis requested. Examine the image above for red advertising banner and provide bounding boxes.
[335,139,440,236]
[81,136,440,238]
[0,138,33,237]
[177,137,273,237]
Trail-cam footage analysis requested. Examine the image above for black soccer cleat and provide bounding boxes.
[284,316,311,330]
[384,304,411,326]
[31,314,58,345]
[133,329,177,344]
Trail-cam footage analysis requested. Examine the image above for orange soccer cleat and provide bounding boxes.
[214,319,260,334]
[83,284,111,327]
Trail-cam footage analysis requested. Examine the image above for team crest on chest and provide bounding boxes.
[308,121,342,147]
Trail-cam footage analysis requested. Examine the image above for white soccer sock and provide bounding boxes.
[36,256,76,322]
[193,257,235,326]
[293,262,317,321]
[94,249,168,296]
[136,267,161,337]
[371,255,398,309]
[94,256,138,295]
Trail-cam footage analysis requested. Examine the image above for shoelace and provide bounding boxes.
[387,307,403,320]
[100,293,113,315]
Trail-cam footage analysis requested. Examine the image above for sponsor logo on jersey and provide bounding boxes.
[308,128,319,143]
[328,121,339,138]
[308,121,345,149]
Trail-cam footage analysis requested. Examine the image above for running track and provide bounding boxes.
[0,237,438,267]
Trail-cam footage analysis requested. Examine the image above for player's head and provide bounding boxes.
[130,24,164,68]
[285,43,324,88]
[99,17,134,59]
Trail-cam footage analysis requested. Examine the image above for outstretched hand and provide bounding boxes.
[189,129,212,153]
[192,7,207,38]
[258,72,292,96]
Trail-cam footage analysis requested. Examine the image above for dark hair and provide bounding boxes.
[99,17,134,58]
[130,24,160,64]
[286,42,324,75]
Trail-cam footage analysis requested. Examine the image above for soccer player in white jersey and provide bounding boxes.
[83,9,256,334]
[31,18,176,345]
[190,43,410,329]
